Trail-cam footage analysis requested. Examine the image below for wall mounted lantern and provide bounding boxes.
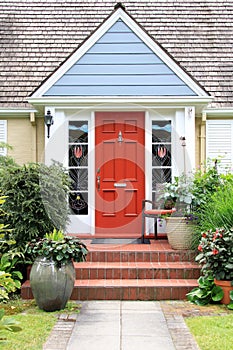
[44,110,54,138]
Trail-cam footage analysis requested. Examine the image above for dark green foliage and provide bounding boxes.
[0,162,70,247]
[186,275,224,305]
[26,229,88,267]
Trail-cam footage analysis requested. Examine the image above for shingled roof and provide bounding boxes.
[0,0,233,109]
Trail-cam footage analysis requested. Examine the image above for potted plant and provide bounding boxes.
[159,174,196,249]
[26,229,88,311]
[196,228,233,304]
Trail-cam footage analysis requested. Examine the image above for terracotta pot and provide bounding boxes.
[214,279,233,305]
[30,257,75,311]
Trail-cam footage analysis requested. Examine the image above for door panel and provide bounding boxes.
[95,112,145,236]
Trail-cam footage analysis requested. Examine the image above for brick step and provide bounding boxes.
[70,279,199,300]
[74,261,200,280]
[86,248,196,263]
[21,278,198,301]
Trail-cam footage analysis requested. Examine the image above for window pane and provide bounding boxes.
[69,121,88,143]
[69,144,88,166]
[152,121,171,143]
[152,168,171,188]
[69,192,88,215]
[152,144,171,166]
[69,168,88,191]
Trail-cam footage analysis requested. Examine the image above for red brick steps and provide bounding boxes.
[75,261,200,280]
[21,239,200,301]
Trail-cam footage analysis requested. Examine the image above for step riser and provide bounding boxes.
[70,286,194,301]
[21,285,196,301]
[76,268,200,280]
[86,251,196,263]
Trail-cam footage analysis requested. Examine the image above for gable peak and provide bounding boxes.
[114,2,126,11]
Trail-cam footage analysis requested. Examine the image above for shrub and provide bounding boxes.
[0,162,70,248]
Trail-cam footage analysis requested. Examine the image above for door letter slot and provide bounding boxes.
[114,183,127,188]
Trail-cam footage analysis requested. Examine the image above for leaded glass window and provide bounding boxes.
[68,121,88,215]
[152,120,172,204]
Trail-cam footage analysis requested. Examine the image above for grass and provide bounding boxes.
[186,314,233,350]
[0,298,81,350]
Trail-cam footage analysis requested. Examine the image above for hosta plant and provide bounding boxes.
[196,228,233,281]
[26,229,88,267]
[186,275,224,305]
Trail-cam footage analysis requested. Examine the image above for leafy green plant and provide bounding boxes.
[186,275,224,305]
[191,161,221,213]
[227,290,233,310]
[0,162,71,247]
[196,228,233,281]
[0,253,23,286]
[0,271,21,302]
[195,182,233,233]
[0,308,22,342]
[45,228,65,241]
[158,173,194,211]
[26,229,88,267]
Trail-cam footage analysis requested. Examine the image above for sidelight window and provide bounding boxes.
[68,121,88,215]
[152,120,172,203]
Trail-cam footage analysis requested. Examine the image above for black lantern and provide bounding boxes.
[44,110,54,138]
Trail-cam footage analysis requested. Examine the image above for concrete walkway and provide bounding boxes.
[43,301,200,350]
[67,301,175,350]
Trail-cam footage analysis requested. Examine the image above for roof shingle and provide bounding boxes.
[0,0,233,108]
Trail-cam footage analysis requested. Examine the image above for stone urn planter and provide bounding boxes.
[30,257,75,312]
[26,229,88,311]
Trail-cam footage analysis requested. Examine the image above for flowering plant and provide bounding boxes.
[196,228,233,281]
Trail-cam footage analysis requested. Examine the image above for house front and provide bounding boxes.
[1,2,233,238]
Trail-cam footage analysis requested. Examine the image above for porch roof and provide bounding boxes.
[0,0,233,109]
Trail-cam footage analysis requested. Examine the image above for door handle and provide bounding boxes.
[97,176,100,191]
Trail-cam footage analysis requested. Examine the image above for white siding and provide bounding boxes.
[0,120,7,156]
[206,120,233,171]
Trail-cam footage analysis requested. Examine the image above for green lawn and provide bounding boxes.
[1,313,57,350]
[0,299,81,350]
[186,314,233,350]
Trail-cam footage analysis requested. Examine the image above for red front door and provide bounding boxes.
[95,112,145,236]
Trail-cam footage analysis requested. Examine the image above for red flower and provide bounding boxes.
[198,245,203,252]
[212,248,219,255]
[202,232,207,238]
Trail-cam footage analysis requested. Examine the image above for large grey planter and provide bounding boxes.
[30,257,75,311]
